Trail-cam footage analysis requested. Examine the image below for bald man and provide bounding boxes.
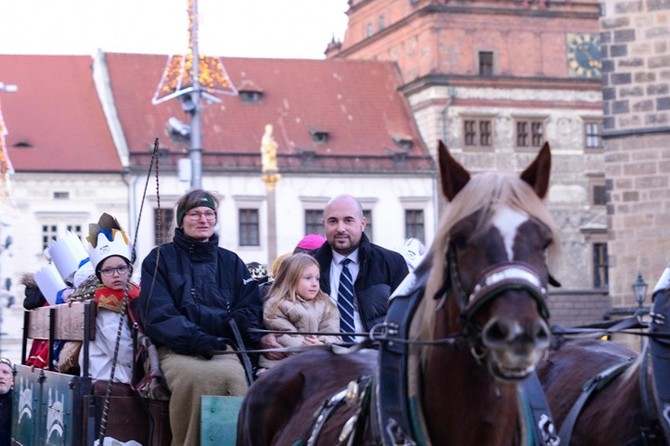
[313,195,409,339]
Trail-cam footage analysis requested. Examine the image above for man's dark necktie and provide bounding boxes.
[337,258,355,343]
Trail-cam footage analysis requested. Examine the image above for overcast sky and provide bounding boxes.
[0,0,349,59]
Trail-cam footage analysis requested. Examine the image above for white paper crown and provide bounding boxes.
[48,232,89,282]
[34,262,67,305]
[88,229,130,271]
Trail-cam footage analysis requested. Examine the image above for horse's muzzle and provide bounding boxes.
[480,316,551,381]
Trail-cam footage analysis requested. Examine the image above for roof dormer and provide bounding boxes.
[237,80,264,104]
[392,134,413,151]
[309,129,329,145]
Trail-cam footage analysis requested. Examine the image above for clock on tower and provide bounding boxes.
[567,33,602,79]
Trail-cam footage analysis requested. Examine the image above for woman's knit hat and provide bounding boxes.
[176,191,217,226]
[294,234,326,252]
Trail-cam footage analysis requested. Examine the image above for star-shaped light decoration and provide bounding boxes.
[152,0,237,105]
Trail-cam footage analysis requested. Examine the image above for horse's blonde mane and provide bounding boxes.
[409,171,561,349]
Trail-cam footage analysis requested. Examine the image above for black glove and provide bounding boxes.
[195,336,221,360]
[195,336,234,359]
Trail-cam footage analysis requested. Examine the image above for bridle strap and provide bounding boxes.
[465,262,550,322]
[447,244,550,323]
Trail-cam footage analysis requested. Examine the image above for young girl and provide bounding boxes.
[259,253,341,369]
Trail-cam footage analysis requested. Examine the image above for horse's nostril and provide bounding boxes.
[483,318,551,349]
[482,319,511,345]
[535,321,551,345]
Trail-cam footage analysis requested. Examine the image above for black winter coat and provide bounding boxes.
[138,229,262,357]
[313,233,409,331]
[0,391,11,446]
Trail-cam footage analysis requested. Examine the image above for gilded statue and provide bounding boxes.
[261,124,278,172]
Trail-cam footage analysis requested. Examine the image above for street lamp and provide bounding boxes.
[632,272,648,351]
[632,272,648,308]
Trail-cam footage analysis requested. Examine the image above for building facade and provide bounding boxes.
[327,0,609,323]
[599,0,670,306]
[0,52,437,362]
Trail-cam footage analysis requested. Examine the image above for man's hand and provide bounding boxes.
[260,333,288,360]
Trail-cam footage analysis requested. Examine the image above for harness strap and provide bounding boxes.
[304,387,349,446]
[518,372,559,446]
[464,262,550,322]
[300,376,372,446]
[637,342,666,445]
[339,376,375,446]
[558,358,635,444]
[377,271,428,445]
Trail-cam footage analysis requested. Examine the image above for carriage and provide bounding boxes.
[11,141,670,445]
[10,299,242,446]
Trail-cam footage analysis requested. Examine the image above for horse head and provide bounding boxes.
[416,141,559,382]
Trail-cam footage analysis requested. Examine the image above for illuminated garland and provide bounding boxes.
[152,0,237,105]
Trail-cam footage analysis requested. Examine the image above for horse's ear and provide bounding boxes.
[520,142,551,199]
[438,140,471,201]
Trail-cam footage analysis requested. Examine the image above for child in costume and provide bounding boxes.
[74,213,139,383]
[259,253,341,370]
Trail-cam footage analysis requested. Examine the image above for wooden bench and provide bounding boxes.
[20,300,97,374]
[15,301,245,446]
[14,300,171,446]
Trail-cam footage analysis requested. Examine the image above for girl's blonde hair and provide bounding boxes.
[265,253,329,311]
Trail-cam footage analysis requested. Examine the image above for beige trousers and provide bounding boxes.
[158,346,248,446]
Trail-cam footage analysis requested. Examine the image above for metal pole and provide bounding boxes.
[267,188,277,263]
[189,0,202,189]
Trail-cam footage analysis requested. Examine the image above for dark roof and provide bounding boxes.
[104,53,434,174]
[0,55,121,172]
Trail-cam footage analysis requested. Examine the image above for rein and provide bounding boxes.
[97,138,161,444]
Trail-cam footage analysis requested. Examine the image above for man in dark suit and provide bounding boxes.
[313,195,409,339]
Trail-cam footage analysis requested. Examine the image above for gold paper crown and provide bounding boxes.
[86,213,130,270]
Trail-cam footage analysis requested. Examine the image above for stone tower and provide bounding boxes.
[600,0,670,307]
[329,0,611,324]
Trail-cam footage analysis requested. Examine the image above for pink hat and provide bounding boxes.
[295,234,326,251]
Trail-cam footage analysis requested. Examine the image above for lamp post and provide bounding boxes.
[152,0,237,189]
[632,272,648,309]
[632,272,648,350]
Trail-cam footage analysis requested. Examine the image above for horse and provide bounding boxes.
[237,140,561,446]
[537,275,670,445]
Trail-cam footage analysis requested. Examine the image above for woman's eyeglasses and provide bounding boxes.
[99,266,130,277]
[185,210,217,221]
[0,357,12,368]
